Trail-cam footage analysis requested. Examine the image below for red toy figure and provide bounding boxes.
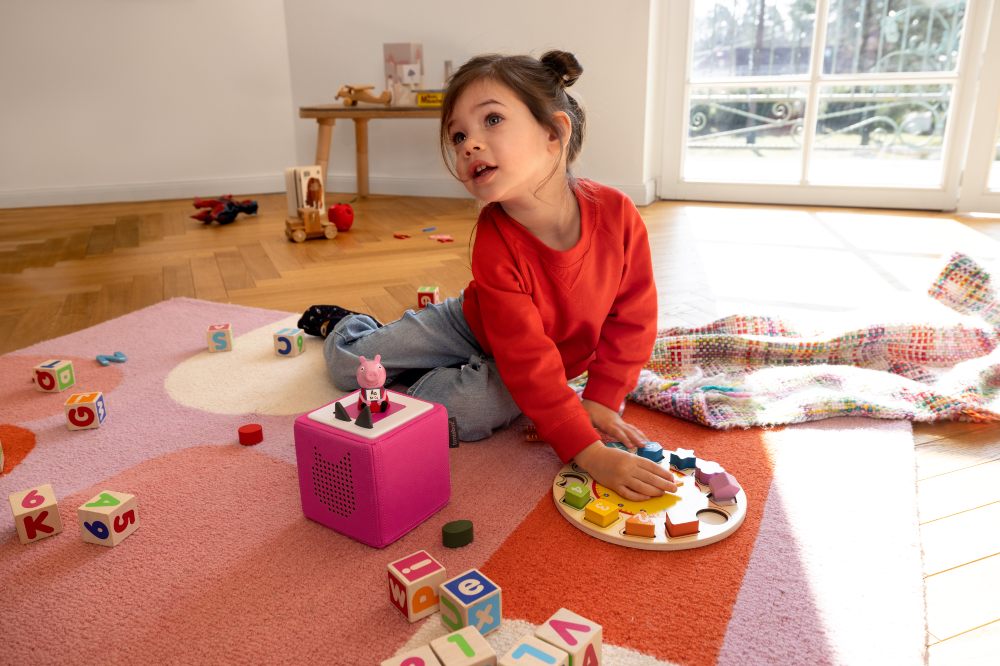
[191,195,258,225]
[357,354,390,413]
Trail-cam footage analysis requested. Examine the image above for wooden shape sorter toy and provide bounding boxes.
[552,446,747,550]
[77,491,140,547]
[388,550,448,622]
[8,484,63,545]
[293,389,450,548]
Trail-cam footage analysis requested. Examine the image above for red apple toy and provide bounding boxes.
[328,203,354,231]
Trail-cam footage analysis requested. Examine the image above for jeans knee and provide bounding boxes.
[407,362,519,441]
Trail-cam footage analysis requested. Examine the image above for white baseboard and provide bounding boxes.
[0,172,656,208]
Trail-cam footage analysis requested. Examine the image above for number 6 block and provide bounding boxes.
[8,484,64,544]
[64,391,107,430]
[78,490,139,547]
[273,327,306,357]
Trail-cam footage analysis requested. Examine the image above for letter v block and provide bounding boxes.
[78,490,140,547]
[8,484,63,544]
[535,608,602,666]
[439,569,502,636]
[387,550,447,622]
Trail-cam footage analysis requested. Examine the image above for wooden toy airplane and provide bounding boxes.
[336,84,391,107]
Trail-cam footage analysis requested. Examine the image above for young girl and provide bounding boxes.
[299,50,676,501]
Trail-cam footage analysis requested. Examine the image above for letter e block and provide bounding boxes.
[78,490,139,547]
[64,391,107,430]
[8,484,63,544]
[33,359,75,392]
[381,644,442,666]
[273,327,306,357]
[387,550,447,622]
[207,323,233,352]
[535,608,602,666]
[499,635,569,666]
[439,568,502,636]
[430,626,496,666]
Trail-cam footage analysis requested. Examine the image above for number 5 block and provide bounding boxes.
[273,327,306,357]
[64,391,107,430]
[33,359,75,392]
[8,484,64,544]
[78,490,139,547]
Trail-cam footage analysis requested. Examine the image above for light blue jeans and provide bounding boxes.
[324,295,522,441]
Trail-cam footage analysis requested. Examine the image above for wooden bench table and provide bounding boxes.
[299,105,442,198]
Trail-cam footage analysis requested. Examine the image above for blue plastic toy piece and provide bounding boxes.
[637,441,665,462]
[96,351,127,367]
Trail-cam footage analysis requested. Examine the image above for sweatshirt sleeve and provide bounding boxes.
[472,220,602,462]
[580,200,658,411]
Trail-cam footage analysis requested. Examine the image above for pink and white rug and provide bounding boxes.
[0,298,926,664]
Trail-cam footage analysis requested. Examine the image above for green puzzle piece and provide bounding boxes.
[563,483,591,510]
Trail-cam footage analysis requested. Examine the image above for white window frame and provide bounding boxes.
[958,0,1000,213]
[657,0,994,211]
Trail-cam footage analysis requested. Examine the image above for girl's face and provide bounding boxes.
[446,79,564,204]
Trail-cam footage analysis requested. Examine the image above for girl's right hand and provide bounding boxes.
[572,441,677,501]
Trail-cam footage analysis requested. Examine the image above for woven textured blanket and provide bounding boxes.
[630,252,1000,428]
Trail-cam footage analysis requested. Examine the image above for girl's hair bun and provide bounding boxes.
[540,50,583,88]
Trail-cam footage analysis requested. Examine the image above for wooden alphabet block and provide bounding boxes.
[273,327,306,357]
[77,490,139,547]
[33,359,75,392]
[388,550,448,622]
[439,569,502,636]
[381,644,442,666]
[430,626,496,666]
[499,635,568,665]
[418,285,441,309]
[64,391,107,430]
[207,323,233,352]
[535,608,602,666]
[8,484,63,544]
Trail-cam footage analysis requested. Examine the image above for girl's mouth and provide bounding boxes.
[470,163,497,181]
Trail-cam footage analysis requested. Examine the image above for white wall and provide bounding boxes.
[0,0,297,208]
[0,0,658,208]
[284,0,657,202]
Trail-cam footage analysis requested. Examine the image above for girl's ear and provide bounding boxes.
[549,111,572,149]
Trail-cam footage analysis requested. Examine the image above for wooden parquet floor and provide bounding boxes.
[1,193,998,663]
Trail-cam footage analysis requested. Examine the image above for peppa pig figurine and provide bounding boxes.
[357,354,390,414]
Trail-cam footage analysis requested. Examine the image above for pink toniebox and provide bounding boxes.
[293,389,450,548]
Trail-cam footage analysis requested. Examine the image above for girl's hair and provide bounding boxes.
[439,50,586,188]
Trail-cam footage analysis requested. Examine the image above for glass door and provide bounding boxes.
[659,0,994,210]
[958,0,1000,213]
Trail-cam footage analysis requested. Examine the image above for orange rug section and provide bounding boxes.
[0,424,36,475]
[482,406,774,666]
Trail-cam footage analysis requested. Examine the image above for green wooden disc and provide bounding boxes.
[442,519,474,548]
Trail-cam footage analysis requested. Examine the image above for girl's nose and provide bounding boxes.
[464,140,482,156]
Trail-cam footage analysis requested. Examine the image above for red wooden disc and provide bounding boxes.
[238,423,263,445]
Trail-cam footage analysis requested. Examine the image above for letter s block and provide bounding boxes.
[535,608,602,666]
[33,359,75,393]
[439,568,502,636]
[78,490,139,547]
[207,323,233,353]
[64,391,107,431]
[8,484,64,545]
[273,327,306,357]
[387,550,447,622]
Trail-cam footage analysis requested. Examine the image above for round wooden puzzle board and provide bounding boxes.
[552,452,747,551]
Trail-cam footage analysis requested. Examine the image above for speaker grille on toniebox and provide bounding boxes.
[312,448,356,518]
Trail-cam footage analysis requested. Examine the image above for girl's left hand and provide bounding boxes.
[581,399,647,449]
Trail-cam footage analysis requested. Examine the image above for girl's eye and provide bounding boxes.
[451,131,466,145]
[486,113,502,127]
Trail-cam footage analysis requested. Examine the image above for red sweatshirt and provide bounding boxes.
[462,180,658,462]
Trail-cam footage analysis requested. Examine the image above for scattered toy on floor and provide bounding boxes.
[8,483,63,545]
[439,569,502,636]
[33,359,75,393]
[191,195,258,225]
[442,519,473,548]
[64,391,107,431]
[78,490,139,547]
[392,232,411,239]
[417,285,441,309]
[534,608,602,665]
[95,351,127,366]
[429,234,454,243]
[273,328,306,357]
[207,323,233,352]
[387,550,448,622]
[327,202,355,231]
[238,424,264,446]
